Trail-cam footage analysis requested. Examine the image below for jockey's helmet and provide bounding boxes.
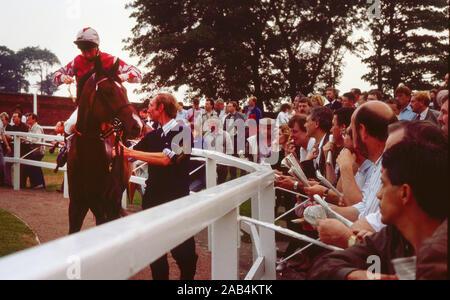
[74,27,100,49]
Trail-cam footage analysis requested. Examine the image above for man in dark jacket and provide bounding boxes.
[6,112,29,188]
[325,88,342,111]
[121,93,198,280]
[307,124,448,280]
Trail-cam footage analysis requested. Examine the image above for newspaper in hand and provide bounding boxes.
[316,170,344,199]
[312,195,353,228]
[285,153,310,187]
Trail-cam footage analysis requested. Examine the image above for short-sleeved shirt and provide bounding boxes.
[28,123,45,155]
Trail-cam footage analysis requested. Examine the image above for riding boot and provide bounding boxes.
[55,134,72,172]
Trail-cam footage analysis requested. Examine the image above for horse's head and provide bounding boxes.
[79,58,143,140]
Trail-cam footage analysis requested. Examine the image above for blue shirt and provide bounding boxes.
[353,156,383,220]
[176,109,188,120]
[243,105,263,124]
[398,104,417,121]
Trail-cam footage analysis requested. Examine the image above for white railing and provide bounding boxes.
[3,131,148,202]
[3,131,69,198]
[0,141,277,280]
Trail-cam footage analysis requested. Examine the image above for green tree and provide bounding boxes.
[0,46,29,93]
[36,74,58,96]
[17,46,60,95]
[125,0,362,110]
[362,1,449,94]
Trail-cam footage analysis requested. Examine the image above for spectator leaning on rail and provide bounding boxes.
[307,101,398,248]
[322,107,355,185]
[274,114,316,193]
[301,106,333,178]
[313,120,446,250]
[307,121,448,280]
[51,27,142,165]
[119,93,198,280]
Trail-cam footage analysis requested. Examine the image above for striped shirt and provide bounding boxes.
[353,155,383,220]
[354,159,374,190]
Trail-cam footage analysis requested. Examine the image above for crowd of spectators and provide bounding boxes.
[160,75,448,280]
[1,73,448,280]
[0,105,48,189]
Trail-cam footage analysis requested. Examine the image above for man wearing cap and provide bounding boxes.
[51,27,142,164]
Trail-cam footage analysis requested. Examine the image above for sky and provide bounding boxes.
[0,0,374,104]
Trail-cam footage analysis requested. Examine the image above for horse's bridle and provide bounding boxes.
[75,76,133,142]
[95,77,134,141]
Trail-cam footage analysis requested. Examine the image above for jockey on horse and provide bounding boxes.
[52,27,142,167]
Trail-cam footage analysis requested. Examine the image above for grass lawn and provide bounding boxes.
[0,209,39,257]
[41,151,64,192]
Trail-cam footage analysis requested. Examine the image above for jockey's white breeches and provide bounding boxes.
[65,108,78,135]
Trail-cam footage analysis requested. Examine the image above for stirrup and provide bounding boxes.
[54,134,72,173]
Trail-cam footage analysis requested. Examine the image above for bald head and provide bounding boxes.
[353,101,398,142]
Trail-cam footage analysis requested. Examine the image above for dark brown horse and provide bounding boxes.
[67,58,143,234]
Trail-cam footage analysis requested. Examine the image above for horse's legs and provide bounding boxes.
[68,199,89,234]
[90,199,107,226]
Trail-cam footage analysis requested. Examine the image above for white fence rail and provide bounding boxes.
[3,131,69,197]
[0,135,277,280]
[3,131,147,201]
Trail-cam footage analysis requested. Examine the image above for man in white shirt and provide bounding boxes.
[24,113,46,189]
[312,101,397,248]
[302,106,333,177]
[315,120,447,249]
[201,98,218,135]
[214,99,227,123]
[275,114,315,191]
